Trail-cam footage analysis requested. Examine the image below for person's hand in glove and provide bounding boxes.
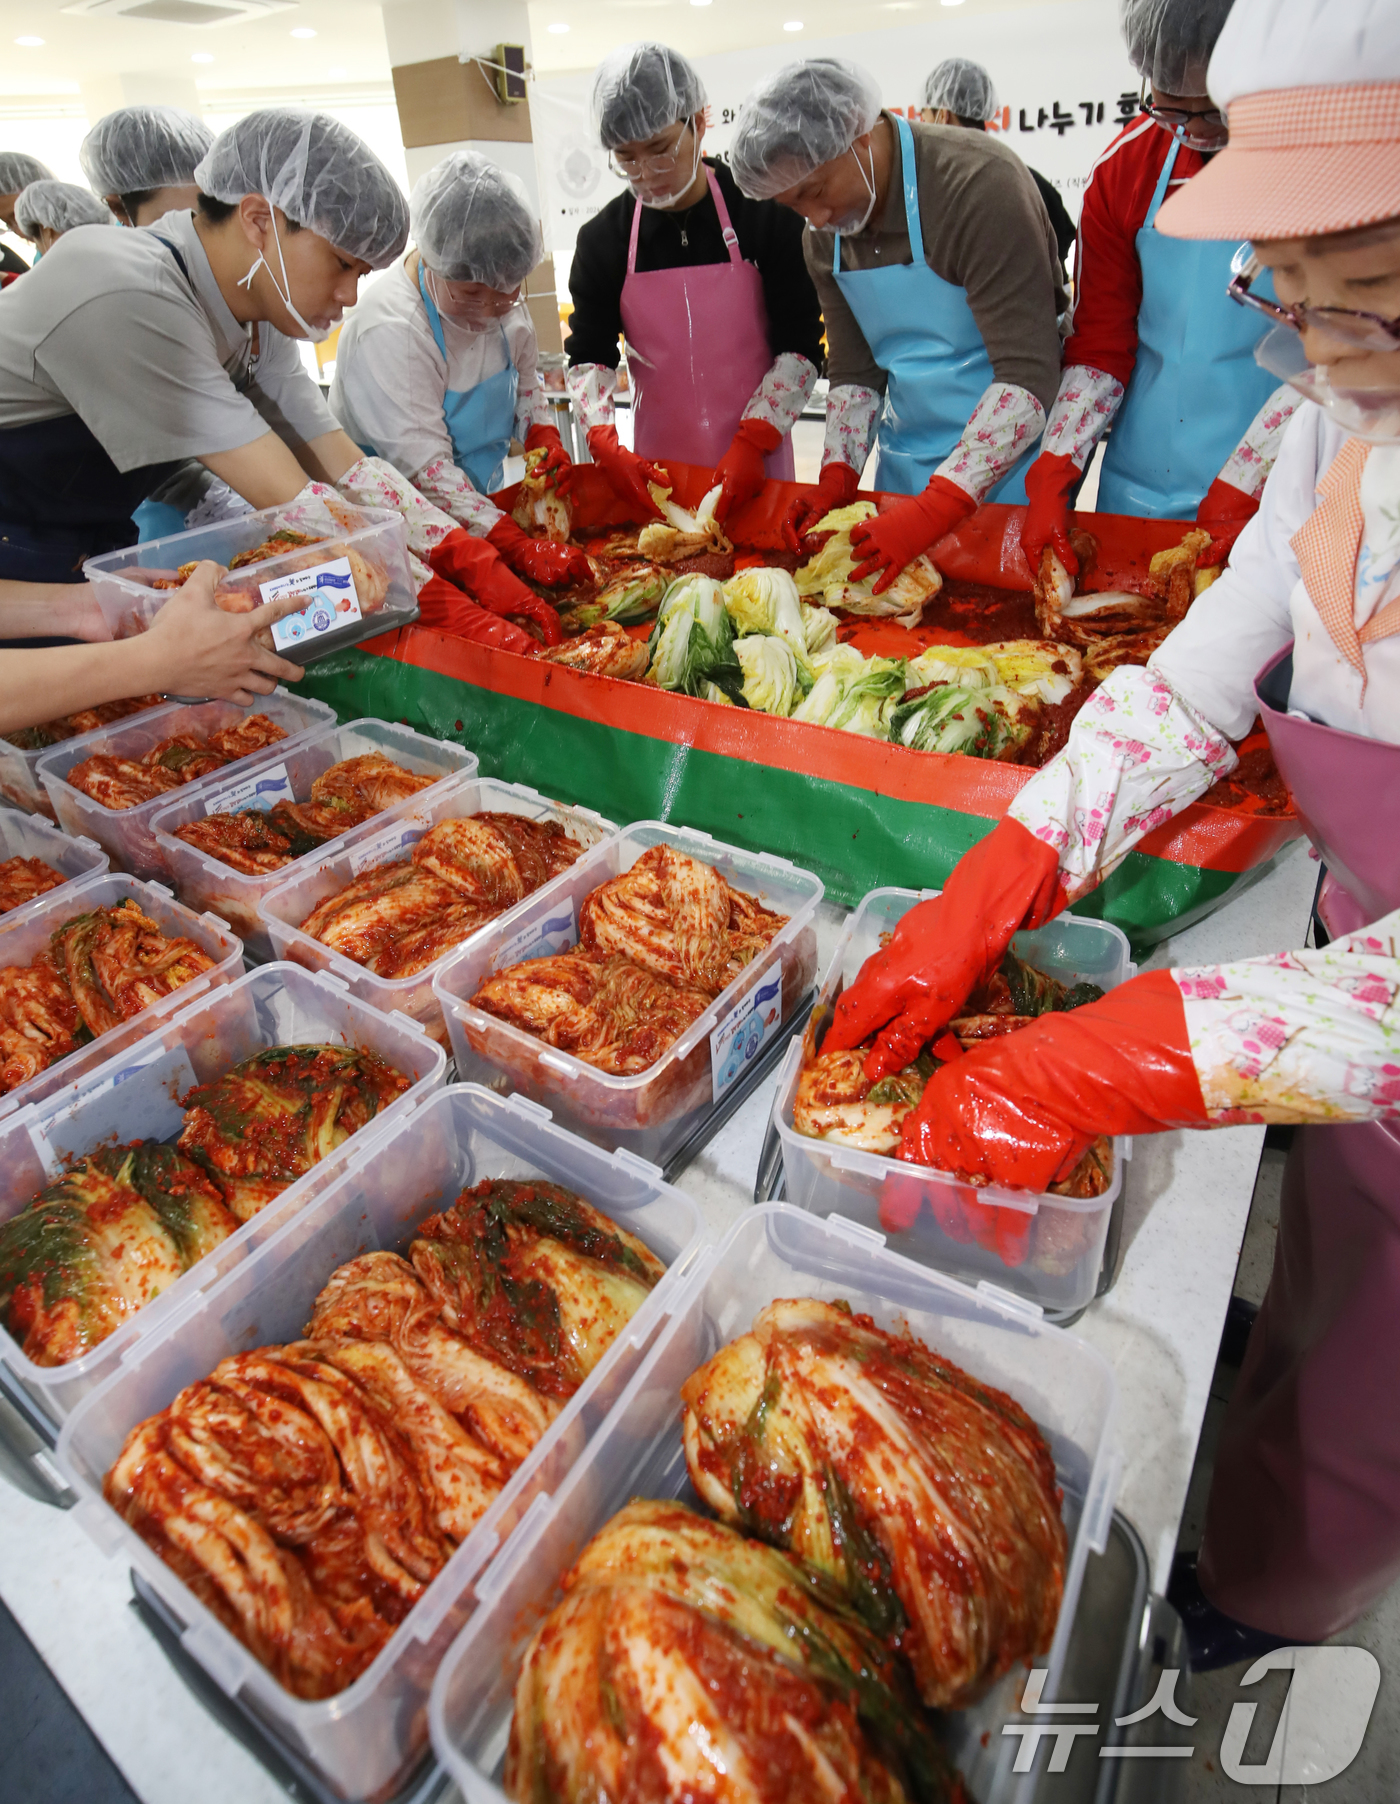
[427,528,563,646]
[523,421,572,483]
[1195,476,1260,567]
[824,817,1065,1080]
[486,516,593,588]
[416,574,538,653]
[713,418,782,523]
[849,476,976,594]
[582,425,668,519]
[1020,452,1082,576]
[897,968,1209,1190]
[782,460,859,553]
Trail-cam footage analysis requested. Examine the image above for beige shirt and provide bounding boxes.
[804,115,1067,412]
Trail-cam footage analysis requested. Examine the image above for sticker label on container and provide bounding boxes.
[711,969,783,1103]
[202,762,292,817]
[262,557,361,651]
[490,898,577,973]
[347,819,425,876]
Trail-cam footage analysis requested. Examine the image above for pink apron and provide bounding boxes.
[1198,644,1400,1641]
[618,168,796,481]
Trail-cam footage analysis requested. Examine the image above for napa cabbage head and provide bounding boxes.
[735,634,803,715]
[645,575,740,698]
[888,683,1037,759]
[722,565,807,653]
[792,654,905,737]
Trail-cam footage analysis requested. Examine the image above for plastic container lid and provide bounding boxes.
[149,718,479,961]
[773,888,1135,1314]
[57,1083,705,1804]
[0,960,447,1429]
[427,1203,1121,1804]
[0,806,109,926]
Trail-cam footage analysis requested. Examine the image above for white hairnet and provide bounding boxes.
[410,151,541,288]
[80,105,213,199]
[591,42,707,150]
[0,152,52,195]
[194,108,408,267]
[15,180,111,237]
[922,58,999,122]
[729,60,883,201]
[1121,0,1236,95]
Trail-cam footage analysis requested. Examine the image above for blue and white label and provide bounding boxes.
[490,898,577,973]
[262,556,362,651]
[710,968,784,1102]
[348,819,426,876]
[203,761,292,817]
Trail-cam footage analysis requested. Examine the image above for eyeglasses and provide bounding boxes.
[1138,79,1225,136]
[608,122,691,180]
[1228,246,1400,352]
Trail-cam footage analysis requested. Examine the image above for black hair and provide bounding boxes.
[955,114,986,130]
[117,188,156,221]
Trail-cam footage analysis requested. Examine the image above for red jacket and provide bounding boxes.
[1061,115,1207,388]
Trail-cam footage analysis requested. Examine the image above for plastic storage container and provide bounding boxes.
[57,1083,705,1803]
[149,719,480,960]
[773,889,1134,1315]
[427,1203,1121,1804]
[0,699,170,821]
[434,823,824,1170]
[259,777,616,1044]
[0,871,243,1126]
[0,961,447,1429]
[0,806,109,923]
[82,497,419,663]
[36,689,337,879]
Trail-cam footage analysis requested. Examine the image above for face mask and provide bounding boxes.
[631,128,702,210]
[1256,323,1400,445]
[829,142,878,235]
[238,207,335,344]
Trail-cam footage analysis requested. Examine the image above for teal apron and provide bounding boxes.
[1097,136,1279,519]
[833,114,1035,503]
[416,261,518,496]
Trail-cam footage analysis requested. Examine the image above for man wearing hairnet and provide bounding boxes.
[12,180,111,258]
[0,152,53,277]
[0,108,463,601]
[1019,0,1298,584]
[80,103,213,229]
[920,59,1076,275]
[565,42,824,524]
[332,150,590,613]
[729,59,1064,581]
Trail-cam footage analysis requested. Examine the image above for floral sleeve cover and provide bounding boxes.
[1007,664,1238,899]
[333,456,460,557]
[1213,385,1304,501]
[1040,364,1127,471]
[741,352,818,437]
[1176,908,1400,1124]
[414,455,503,537]
[566,362,617,434]
[821,383,881,475]
[935,382,1047,501]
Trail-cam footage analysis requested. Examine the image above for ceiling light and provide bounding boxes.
[191,50,213,61]
[940,0,966,7]
[290,24,316,36]
[14,34,44,45]
[327,64,346,77]
[547,18,568,30]
[783,18,803,28]
[690,0,712,7]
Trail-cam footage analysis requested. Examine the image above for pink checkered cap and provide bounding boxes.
[1157,81,1400,240]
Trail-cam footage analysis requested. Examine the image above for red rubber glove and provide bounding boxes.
[486,516,592,589]
[416,575,536,653]
[782,460,860,553]
[523,420,572,482]
[1019,452,1082,576]
[849,476,976,594]
[713,417,782,523]
[427,528,563,646]
[584,425,667,519]
[898,968,1210,1191]
[824,817,1066,1081]
[1195,476,1259,567]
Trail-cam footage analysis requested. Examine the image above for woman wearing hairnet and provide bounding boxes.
[12,180,111,258]
[1020,0,1298,585]
[822,0,1400,1672]
[0,152,53,276]
[920,59,1077,276]
[565,42,824,524]
[332,150,590,609]
[79,103,213,228]
[0,108,463,598]
[729,59,1064,579]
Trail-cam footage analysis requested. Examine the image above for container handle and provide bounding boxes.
[0,1388,75,1509]
[974,1279,1046,1323]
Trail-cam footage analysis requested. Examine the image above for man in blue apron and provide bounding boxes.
[331,149,590,612]
[729,58,1065,579]
[1020,0,1298,585]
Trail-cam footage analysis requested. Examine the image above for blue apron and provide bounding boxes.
[134,498,188,541]
[1097,137,1280,519]
[417,262,517,496]
[833,113,1035,503]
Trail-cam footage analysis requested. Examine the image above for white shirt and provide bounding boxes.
[1153,403,1400,744]
[0,208,336,470]
[329,257,547,484]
